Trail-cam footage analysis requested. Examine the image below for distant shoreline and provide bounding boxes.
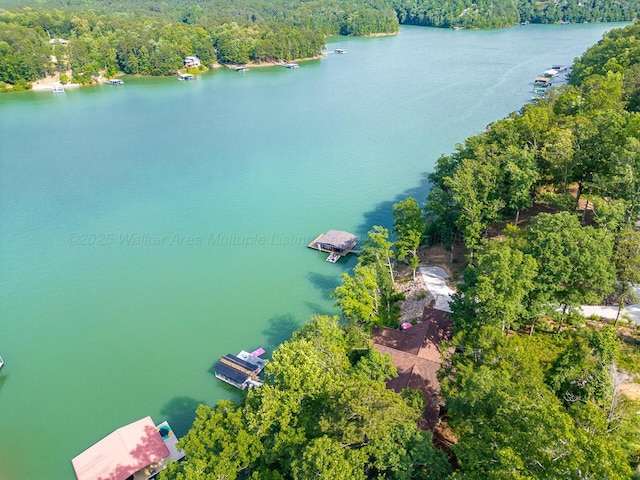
[24,53,331,92]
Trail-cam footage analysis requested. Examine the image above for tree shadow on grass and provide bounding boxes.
[160,396,205,438]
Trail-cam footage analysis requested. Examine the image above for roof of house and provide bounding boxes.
[317,230,357,250]
[372,307,453,430]
[71,416,170,480]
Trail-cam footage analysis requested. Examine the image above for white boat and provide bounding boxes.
[236,67,249,73]
[0,355,4,369]
[333,48,347,54]
[177,72,195,80]
[284,63,299,69]
[109,79,124,85]
[52,83,65,94]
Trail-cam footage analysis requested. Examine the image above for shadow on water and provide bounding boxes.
[160,396,205,438]
[357,172,433,236]
[307,271,341,297]
[303,301,337,318]
[261,314,301,353]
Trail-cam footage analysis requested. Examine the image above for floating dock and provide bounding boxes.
[214,349,266,390]
[307,230,359,262]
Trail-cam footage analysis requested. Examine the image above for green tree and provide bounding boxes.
[445,157,503,258]
[612,228,640,324]
[392,197,426,279]
[333,264,381,326]
[527,212,616,332]
[451,240,538,333]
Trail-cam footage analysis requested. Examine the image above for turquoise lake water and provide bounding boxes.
[0,23,626,480]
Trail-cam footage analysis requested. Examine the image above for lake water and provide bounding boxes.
[0,23,625,480]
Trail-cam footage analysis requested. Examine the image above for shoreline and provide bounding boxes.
[24,53,328,92]
[223,53,326,70]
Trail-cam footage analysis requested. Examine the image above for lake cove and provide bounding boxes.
[0,23,626,480]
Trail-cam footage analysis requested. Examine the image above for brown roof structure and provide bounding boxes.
[315,230,357,251]
[372,307,452,430]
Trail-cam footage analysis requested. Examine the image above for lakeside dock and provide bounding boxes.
[307,230,360,262]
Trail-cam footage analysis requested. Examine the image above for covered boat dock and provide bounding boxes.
[71,416,185,480]
[213,350,266,390]
[307,230,359,262]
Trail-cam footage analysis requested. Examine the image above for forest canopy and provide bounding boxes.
[0,0,638,87]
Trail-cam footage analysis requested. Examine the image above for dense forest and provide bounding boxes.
[155,21,640,479]
[0,0,638,89]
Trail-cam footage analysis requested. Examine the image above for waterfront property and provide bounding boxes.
[183,56,201,68]
[213,349,266,389]
[71,416,184,480]
[308,230,358,262]
[0,24,621,480]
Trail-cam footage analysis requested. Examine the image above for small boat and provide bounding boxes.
[452,26,463,31]
[543,69,559,78]
[108,79,124,85]
[283,63,299,69]
[326,252,341,263]
[177,72,195,81]
[0,355,4,369]
[520,21,530,25]
[52,83,65,94]
[236,67,249,73]
[333,48,347,54]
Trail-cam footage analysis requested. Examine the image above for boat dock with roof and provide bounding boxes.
[307,230,359,262]
[213,349,266,390]
[71,416,184,480]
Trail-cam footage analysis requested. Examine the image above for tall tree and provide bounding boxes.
[445,157,503,258]
[393,197,426,279]
[612,228,640,324]
[526,212,616,332]
[451,240,538,333]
